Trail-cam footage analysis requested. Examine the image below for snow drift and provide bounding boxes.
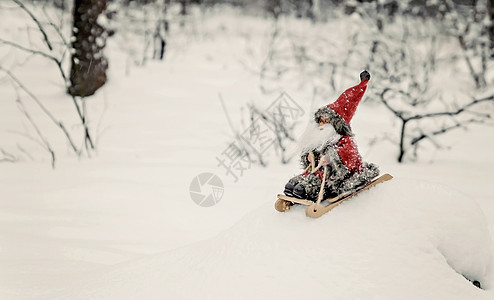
[53,178,493,299]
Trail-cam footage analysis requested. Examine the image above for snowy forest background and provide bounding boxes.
[1,0,494,299]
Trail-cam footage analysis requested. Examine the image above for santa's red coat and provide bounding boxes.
[336,136,363,173]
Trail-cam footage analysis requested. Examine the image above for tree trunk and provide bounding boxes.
[68,0,108,97]
[489,0,494,57]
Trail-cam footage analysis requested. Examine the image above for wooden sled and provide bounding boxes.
[275,173,393,218]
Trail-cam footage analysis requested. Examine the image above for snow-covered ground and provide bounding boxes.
[1,4,493,299]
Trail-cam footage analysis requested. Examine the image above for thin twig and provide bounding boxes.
[0,38,57,61]
[0,66,79,154]
[17,143,34,161]
[407,95,494,121]
[12,0,53,51]
[14,91,56,168]
[218,93,238,137]
[0,148,17,163]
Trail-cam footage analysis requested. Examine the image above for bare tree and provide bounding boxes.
[440,0,490,89]
[365,9,494,162]
[380,88,494,162]
[219,93,302,167]
[0,0,102,166]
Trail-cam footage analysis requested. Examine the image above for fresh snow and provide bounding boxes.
[51,179,493,300]
[1,4,493,300]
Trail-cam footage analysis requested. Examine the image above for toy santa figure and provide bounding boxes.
[284,70,379,200]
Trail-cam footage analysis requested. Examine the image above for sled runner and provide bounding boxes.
[275,173,393,218]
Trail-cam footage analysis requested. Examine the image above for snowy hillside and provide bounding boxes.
[49,179,493,299]
[1,3,494,300]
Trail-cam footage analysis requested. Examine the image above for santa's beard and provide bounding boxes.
[296,122,341,153]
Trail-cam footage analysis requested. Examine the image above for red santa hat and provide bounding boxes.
[328,71,370,124]
[314,71,370,136]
